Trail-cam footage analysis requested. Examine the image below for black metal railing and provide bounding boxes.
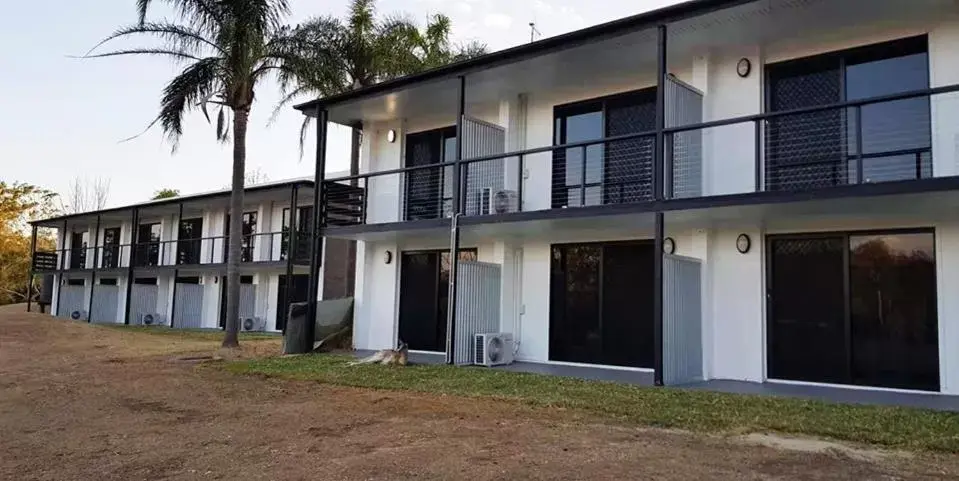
[662,84,957,197]
[33,232,314,271]
[319,84,959,227]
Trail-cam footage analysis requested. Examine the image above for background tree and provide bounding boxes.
[85,0,324,348]
[279,0,488,166]
[62,177,110,214]
[0,182,58,305]
[151,188,180,200]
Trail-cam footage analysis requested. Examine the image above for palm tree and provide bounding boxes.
[279,0,488,169]
[85,0,322,348]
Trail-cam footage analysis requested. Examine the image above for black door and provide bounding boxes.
[276,274,310,332]
[281,206,313,262]
[101,228,121,268]
[177,218,203,265]
[135,223,161,267]
[404,128,455,221]
[224,212,257,262]
[767,236,848,384]
[397,249,477,352]
[767,231,939,391]
[69,231,88,269]
[549,241,654,369]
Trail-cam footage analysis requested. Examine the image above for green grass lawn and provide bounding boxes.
[100,324,280,341]
[224,354,959,453]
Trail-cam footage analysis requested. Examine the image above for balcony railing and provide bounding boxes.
[320,84,959,227]
[31,232,313,272]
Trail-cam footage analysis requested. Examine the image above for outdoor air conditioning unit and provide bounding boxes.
[242,317,267,332]
[139,313,167,326]
[474,333,515,367]
[70,310,89,321]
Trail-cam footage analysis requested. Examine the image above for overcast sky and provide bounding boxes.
[1,0,683,208]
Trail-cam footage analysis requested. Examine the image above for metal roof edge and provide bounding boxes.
[293,0,751,114]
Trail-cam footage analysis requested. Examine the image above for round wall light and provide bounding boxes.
[736,233,752,254]
[737,57,752,78]
[386,129,397,143]
[663,237,676,255]
[384,250,393,264]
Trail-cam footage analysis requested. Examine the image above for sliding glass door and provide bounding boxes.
[397,249,477,352]
[765,35,931,191]
[549,241,654,368]
[767,230,939,391]
[552,89,656,209]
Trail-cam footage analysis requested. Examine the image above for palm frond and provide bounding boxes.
[85,22,222,57]
[154,56,223,149]
[78,48,200,63]
[138,0,223,32]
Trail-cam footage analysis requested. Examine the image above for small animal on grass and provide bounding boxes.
[348,341,408,367]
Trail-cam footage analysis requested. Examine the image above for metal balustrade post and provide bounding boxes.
[305,108,329,353]
[446,75,466,365]
[755,119,762,192]
[27,225,37,312]
[123,207,139,325]
[517,154,524,211]
[855,106,864,184]
[653,23,667,387]
[284,185,298,333]
[86,214,101,322]
[580,145,587,206]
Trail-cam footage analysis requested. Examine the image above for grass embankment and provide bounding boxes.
[224,354,959,453]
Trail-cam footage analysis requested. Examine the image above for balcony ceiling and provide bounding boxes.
[324,0,955,126]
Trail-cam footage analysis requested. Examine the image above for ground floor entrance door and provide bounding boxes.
[276,274,310,332]
[398,249,477,352]
[767,230,939,391]
[549,241,655,368]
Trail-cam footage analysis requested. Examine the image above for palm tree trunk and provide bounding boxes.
[222,107,249,348]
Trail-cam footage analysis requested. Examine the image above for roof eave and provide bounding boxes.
[293,0,753,115]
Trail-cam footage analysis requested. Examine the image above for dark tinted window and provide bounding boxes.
[849,233,938,390]
[99,278,118,286]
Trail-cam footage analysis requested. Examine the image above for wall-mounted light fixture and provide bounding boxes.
[386,129,397,143]
[737,57,752,78]
[736,233,752,254]
[663,237,676,255]
[384,250,393,264]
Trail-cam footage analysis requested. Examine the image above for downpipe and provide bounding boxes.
[445,213,462,365]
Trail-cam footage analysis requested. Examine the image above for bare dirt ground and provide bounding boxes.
[3,305,959,481]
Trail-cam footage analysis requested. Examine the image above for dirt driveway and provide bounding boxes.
[2,305,957,480]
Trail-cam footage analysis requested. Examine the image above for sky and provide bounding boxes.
[0,0,683,208]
